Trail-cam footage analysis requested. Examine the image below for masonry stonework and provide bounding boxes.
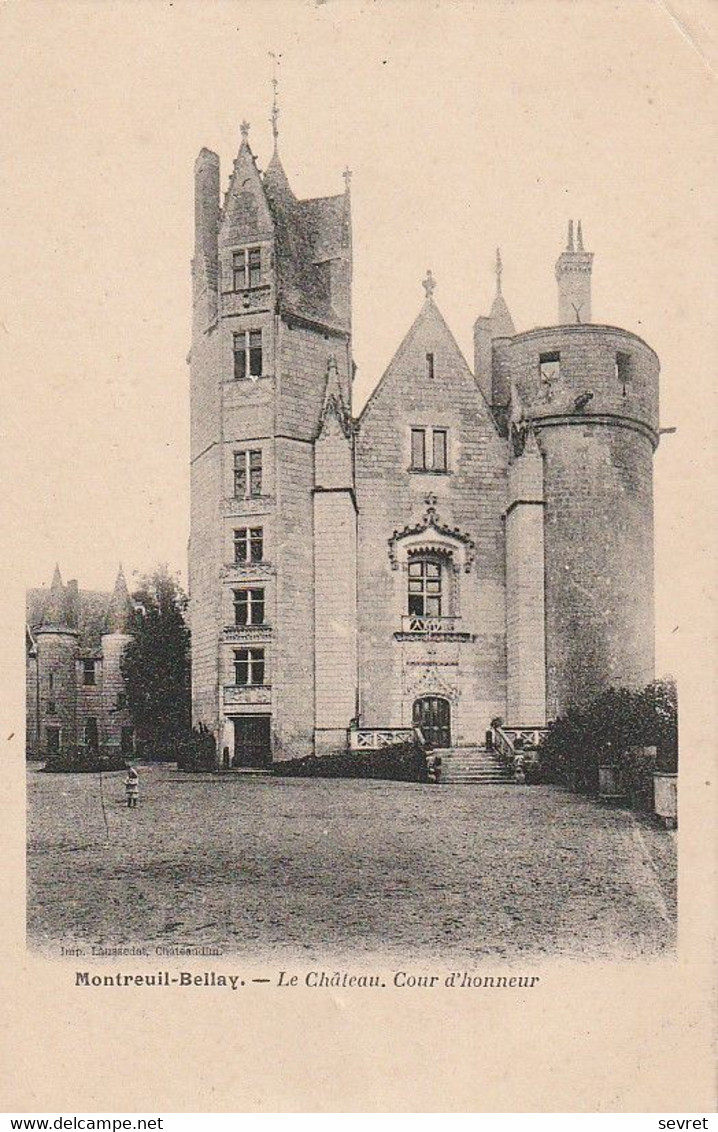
[187,116,661,768]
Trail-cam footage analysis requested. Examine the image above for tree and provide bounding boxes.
[120,566,191,759]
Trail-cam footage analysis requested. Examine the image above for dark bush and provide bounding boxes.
[538,677,677,798]
[176,725,217,772]
[274,741,428,783]
[42,746,127,774]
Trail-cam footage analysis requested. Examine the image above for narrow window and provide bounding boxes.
[232,251,247,292]
[408,559,442,618]
[46,727,60,755]
[234,450,262,498]
[426,352,435,380]
[234,527,249,563]
[539,351,561,385]
[233,588,265,627]
[48,673,54,692]
[233,333,247,380]
[234,647,265,686]
[84,717,99,750]
[248,248,261,287]
[116,691,127,710]
[432,428,447,472]
[82,659,96,686]
[249,330,263,377]
[411,428,426,471]
[250,527,263,562]
[47,700,56,716]
[121,727,134,756]
[615,351,631,395]
[233,330,262,380]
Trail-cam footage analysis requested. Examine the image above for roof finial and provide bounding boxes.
[567,219,575,252]
[422,270,436,300]
[240,120,250,142]
[577,219,584,251]
[495,247,503,294]
[269,51,281,149]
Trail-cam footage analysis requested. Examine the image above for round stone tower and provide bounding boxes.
[495,224,660,717]
[34,565,80,760]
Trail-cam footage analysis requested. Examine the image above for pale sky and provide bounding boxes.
[2,0,715,679]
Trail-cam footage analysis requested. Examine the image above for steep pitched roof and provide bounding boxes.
[27,570,130,653]
[105,565,132,634]
[263,151,349,331]
[360,293,497,427]
[490,290,516,337]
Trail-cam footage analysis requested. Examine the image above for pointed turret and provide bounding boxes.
[489,248,516,337]
[42,565,68,627]
[105,565,132,634]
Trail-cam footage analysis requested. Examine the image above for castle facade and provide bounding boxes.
[26,566,135,761]
[189,122,659,767]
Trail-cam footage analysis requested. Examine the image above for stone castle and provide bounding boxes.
[26,566,135,761]
[188,118,660,768]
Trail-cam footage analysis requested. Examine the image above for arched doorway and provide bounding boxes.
[412,696,451,749]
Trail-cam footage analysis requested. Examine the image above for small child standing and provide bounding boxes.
[124,765,139,809]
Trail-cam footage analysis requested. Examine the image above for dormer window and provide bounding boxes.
[232,247,261,291]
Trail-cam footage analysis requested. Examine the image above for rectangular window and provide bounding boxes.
[46,726,60,755]
[234,450,262,498]
[232,251,247,292]
[48,673,54,692]
[84,717,99,750]
[411,428,426,471]
[232,247,261,292]
[408,560,442,617]
[116,691,127,710]
[47,700,56,716]
[426,352,435,380]
[233,330,263,380]
[233,588,265,627]
[433,429,447,472]
[248,248,261,287]
[234,647,265,687]
[82,659,96,686]
[121,727,134,756]
[410,427,449,472]
[234,527,264,563]
[615,351,631,393]
[539,351,561,383]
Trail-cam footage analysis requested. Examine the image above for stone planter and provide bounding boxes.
[653,772,677,829]
[598,764,625,802]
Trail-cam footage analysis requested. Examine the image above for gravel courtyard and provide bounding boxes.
[27,764,676,962]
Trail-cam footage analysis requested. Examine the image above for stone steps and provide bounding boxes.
[433,746,514,785]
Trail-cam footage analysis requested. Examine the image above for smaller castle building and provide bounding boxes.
[26,566,135,761]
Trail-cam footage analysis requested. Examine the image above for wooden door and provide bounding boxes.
[412,697,451,749]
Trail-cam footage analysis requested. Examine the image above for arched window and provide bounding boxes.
[408,557,443,617]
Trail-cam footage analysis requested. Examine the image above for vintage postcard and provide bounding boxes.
[1,0,716,1114]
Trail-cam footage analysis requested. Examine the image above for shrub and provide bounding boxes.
[274,741,428,783]
[538,677,678,797]
[176,725,216,772]
[42,746,127,774]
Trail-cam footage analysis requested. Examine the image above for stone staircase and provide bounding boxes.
[433,745,514,785]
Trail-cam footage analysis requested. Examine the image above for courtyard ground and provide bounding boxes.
[26,763,676,963]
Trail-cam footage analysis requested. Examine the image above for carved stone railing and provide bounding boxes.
[490,724,548,781]
[223,684,272,706]
[348,727,415,751]
[399,614,461,635]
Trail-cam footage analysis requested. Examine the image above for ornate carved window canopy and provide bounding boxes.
[388,494,476,573]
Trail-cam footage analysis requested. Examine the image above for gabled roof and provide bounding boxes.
[27,568,133,654]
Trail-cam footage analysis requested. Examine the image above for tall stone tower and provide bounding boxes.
[188,114,354,765]
[33,566,79,760]
[493,226,660,716]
